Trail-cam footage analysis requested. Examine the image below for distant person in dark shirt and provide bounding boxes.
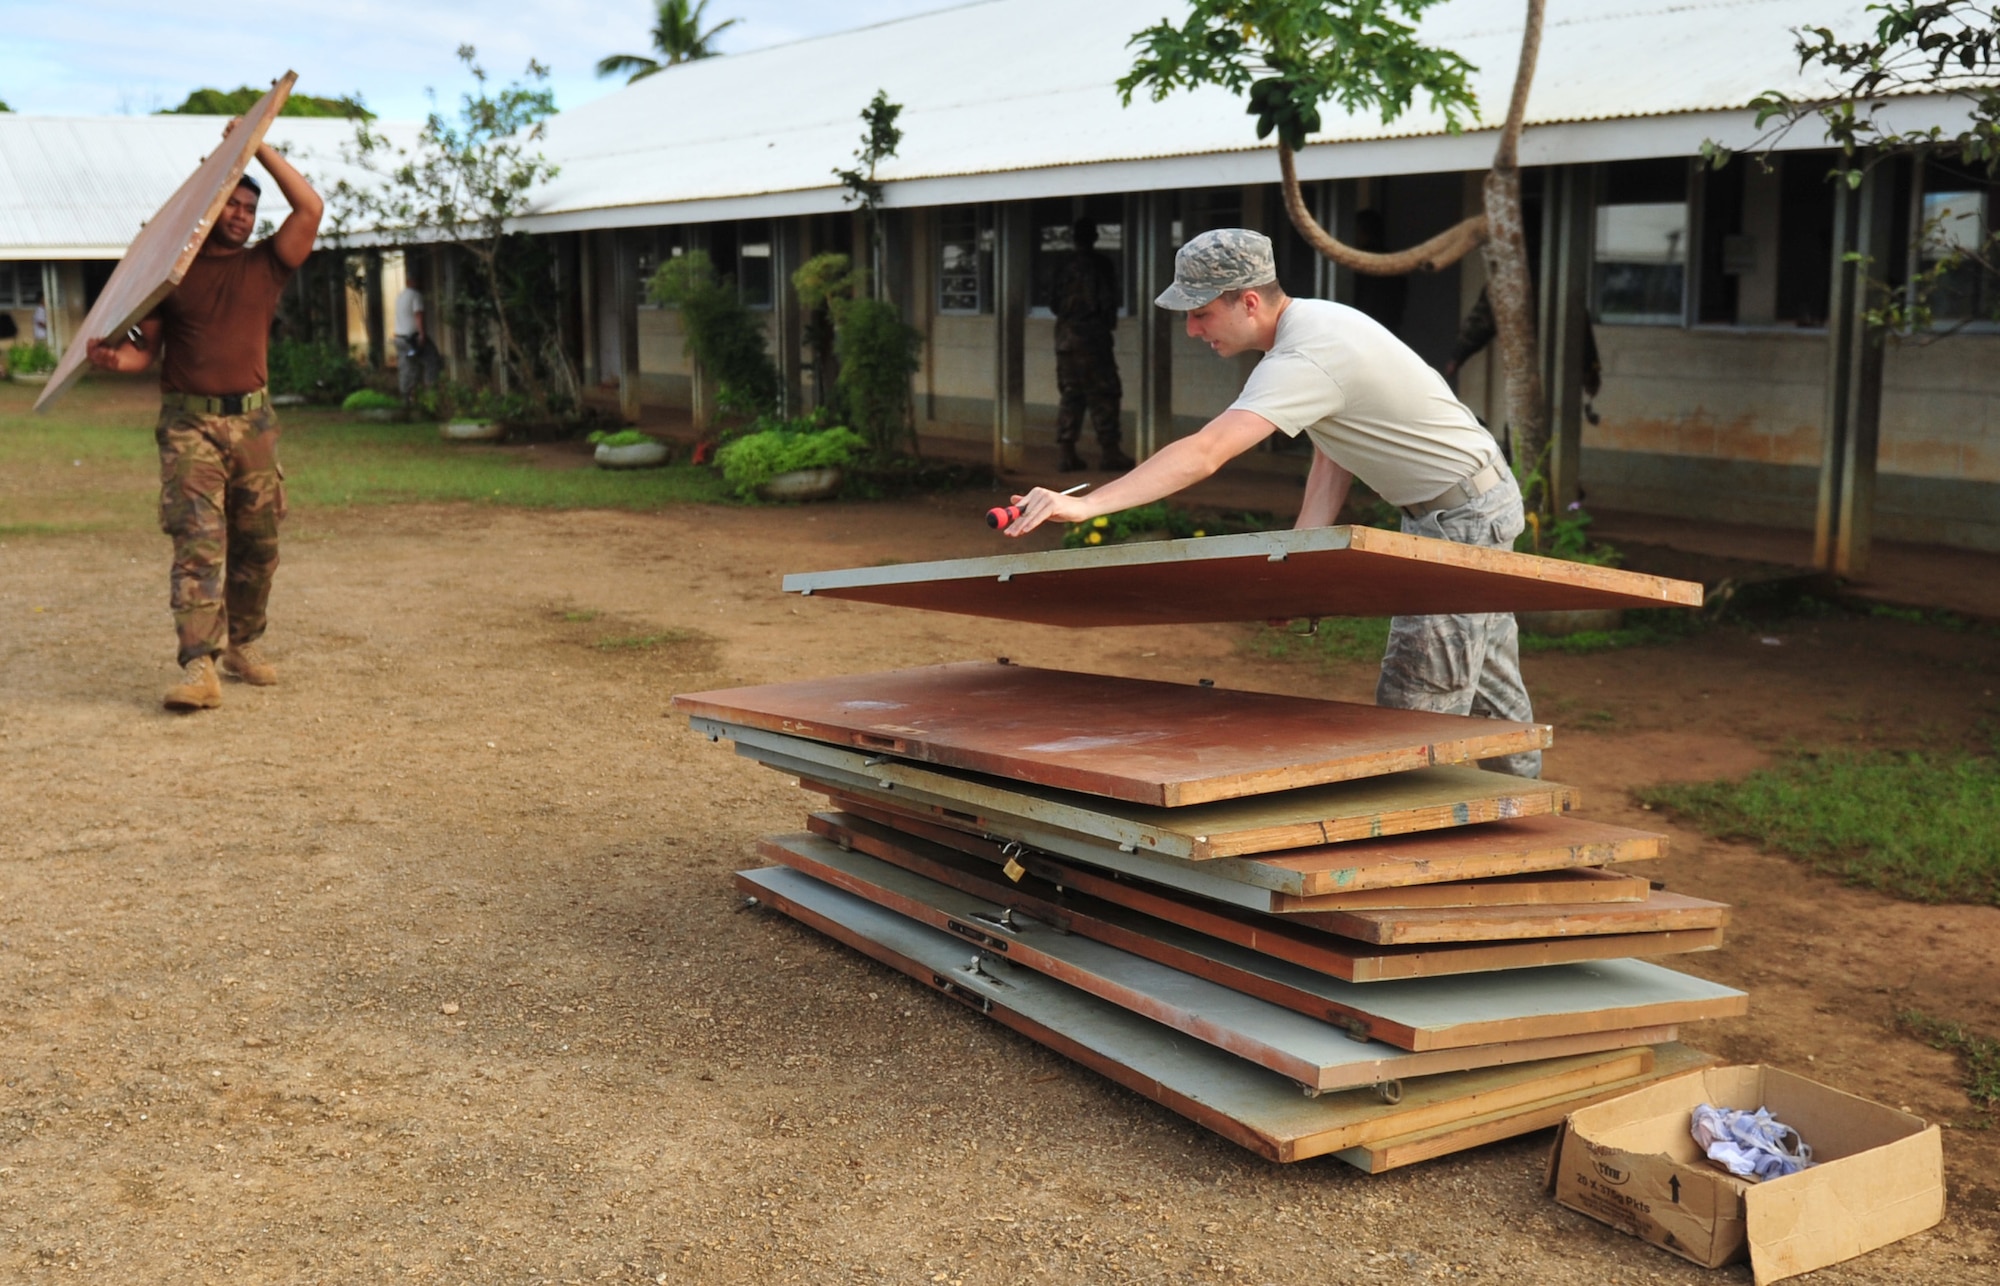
[1052,219,1133,472]
[88,117,323,711]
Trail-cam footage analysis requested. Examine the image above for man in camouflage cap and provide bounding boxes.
[88,118,324,712]
[1001,228,1538,777]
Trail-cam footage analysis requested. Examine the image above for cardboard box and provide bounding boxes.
[1547,1065,1943,1285]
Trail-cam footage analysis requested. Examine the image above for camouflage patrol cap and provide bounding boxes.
[1155,228,1277,309]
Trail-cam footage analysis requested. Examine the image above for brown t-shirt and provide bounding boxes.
[150,240,294,396]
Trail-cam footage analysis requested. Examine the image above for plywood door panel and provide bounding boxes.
[35,75,296,412]
[791,787,1723,981]
[822,787,1664,902]
[1306,891,1730,945]
[797,816,1746,1049]
[759,833,1687,1092]
[1264,867,1650,912]
[674,661,1549,807]
[706,719,1581,859]
[781,525,1703,625]
[736,863,1691,1163]
[1332,1042,1718,1172]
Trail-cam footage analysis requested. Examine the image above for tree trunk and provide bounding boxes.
[1483,0,1549,515]
[476,238,545,407]
[1277,144,1487,274]
[1275,0,1552,520]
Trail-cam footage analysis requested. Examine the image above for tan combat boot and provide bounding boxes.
[164,656,222,710]
[222,641,278,686]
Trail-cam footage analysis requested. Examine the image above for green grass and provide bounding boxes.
[0,381,729,536]
[1241,616,1392,668]
[1899,1011,2000,1109]
[283,416,729,510]
[1244,604,1705,670]
[1518,608,1705,655]
[1639,746,2000,905]
[592,630,696,651]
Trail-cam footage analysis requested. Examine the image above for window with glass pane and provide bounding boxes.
[0,262,46,308]
[1595,202,1688,323]
[937,205,992,314]
[1920,185,1992,322]
[1029,195,1126,312]
[739,221,774,309]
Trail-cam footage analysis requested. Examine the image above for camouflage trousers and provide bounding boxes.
[156,405,286,666]
[1055,347,1124,449]
[1376,467,1542,778]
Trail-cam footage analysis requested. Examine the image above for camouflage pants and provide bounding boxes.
[1376,468,1542,778]
[1055,347,1124,449]
[156,405,286,666]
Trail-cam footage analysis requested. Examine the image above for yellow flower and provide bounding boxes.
[1086,531,1103,545]
[1193,529,1206,538]
[1092,516,1109,528]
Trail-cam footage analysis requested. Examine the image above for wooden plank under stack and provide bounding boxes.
[680,530,1738,1170]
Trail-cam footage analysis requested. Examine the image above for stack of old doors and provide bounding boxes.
[675,526,1746,1169]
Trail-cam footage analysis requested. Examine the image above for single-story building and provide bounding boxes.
[500,0,2000,560]
[6,0,1995,566]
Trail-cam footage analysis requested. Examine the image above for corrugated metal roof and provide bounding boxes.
[1,0,1965,252]
[520,0,1915,227]
[0,115,417,258]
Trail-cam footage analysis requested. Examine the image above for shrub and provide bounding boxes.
[587,429,654,448]
[1515,499,1622,566]
[341,388,404,412]
[414,380,534,426]
[7,341,58,376]
[1062,503,1273,548]
[647,251,780,416]
[835,297,921,454]
[714,424,867,500]
[268,340,364,402]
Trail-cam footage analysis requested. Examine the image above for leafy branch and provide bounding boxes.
[331,46,574,411]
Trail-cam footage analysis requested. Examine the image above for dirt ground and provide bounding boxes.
[3,475,1998,1283]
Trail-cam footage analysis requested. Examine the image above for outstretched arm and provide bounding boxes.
[243,123,323,269]
[1295,449,1354,529]
[1003,409,1275,536]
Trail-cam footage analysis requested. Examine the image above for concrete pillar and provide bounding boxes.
[1816,160,1895,577]
[578,233,599,388]
[329,254,349,354]
[1736,160,1783,326]
[993,201,1030,471]
[774,217,805,418]
[364,249,386,370]
[438,248,461,382]
[1543,164,1596,509]
[1132,191,1175,460]
[615,232,642,424]
[39,262,65,357]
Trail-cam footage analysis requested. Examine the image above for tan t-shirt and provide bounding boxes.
[1228,299,1500,507]
[151,240,295,396]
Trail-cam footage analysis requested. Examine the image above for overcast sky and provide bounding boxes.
[0,0,971,117]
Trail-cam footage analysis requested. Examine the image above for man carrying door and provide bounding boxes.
[1003,229,1538,778]
[88,119,324,711]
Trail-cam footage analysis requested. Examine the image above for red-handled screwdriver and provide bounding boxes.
[986,482,1089,530]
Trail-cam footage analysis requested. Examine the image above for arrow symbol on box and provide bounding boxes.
[1670,1175,1682,1204]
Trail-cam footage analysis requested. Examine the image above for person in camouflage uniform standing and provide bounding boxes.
[1052,219,1134,473]
[88,118,323,711]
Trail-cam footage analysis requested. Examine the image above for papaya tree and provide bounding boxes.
[1119,0,1555,512]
